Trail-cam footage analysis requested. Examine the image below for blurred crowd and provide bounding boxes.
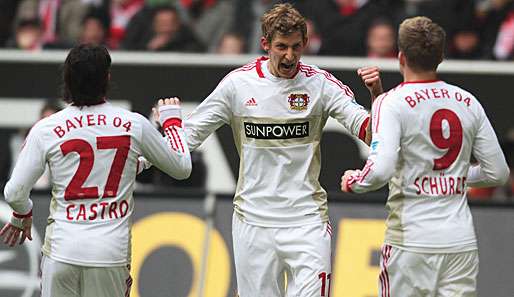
[0,0,513,200]
[0,0,512,60]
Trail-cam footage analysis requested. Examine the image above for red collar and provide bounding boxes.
[256,56,301,79]
[400,79,441,85]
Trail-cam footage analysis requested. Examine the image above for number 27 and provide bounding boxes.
[60,135,130,200]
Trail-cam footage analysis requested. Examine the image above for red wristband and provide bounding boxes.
[162,118,182,129]
[345,178,355,193]
[358,117,370,142]
[13,209,32,218]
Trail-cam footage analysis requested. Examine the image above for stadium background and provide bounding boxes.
[0,51,513,297]
[0,0,513,295]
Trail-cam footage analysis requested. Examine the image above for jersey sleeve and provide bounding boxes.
[466,104,509,187]
[3,124,46,215]
[139,114,192,180]
[324,72,370,142]
[185,76,233,150]
[347,94,400,193]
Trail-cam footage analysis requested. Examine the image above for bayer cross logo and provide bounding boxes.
[288,93,310,111]
[0,201,41,297]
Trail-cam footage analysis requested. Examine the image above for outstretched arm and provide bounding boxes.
[341,94,400,193]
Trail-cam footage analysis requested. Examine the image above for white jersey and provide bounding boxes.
[4,102,191,266]
[186,57,369,227]
[348,80,509,252]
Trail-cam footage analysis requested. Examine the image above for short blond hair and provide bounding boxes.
[261,3,306,43]
[398,16,446,71]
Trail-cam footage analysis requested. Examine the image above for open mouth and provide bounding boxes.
[280,62,296,71]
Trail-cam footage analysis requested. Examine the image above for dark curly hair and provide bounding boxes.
[62,44,111,106]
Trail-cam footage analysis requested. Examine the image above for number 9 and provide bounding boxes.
[429,109,463,170]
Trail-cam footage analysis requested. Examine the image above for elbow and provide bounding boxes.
[3,182,15,204]
[495,165,510,186]
[373,163,395,185]
[174,160,192,180]
[3,182,27,207]
[485,164,510,187]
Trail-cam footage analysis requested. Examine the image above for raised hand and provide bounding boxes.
[357,66,383,99]
[152,97,182,125]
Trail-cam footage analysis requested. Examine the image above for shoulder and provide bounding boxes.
[31,107,69,132]
[376,83,410,107]
[372,87,405,114]
[446,82,479,103]
[222,57,265,82]
[114,107,152,126]
[298,62,354,96]
[102,103,152,128]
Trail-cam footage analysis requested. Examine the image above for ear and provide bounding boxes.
[260,36,270,52]
[398,51,405,66]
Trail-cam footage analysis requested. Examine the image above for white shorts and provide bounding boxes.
[232,214,332,297]
[378,245,479,297]
[40,255,133,297]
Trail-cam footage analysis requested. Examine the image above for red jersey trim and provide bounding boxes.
[13,210,32,218]
[379,245,392,297]
[255,56,301,79]
[345,178,355,193]
[298,64,354,97]
[162,118,182,129]
[358,117,370,142]
[219,59,260,84]
[400,79,441,85]
[359,160,374,182]
[255,56,266,78]
[373,93,389,133]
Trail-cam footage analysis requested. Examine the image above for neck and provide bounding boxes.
[403,67,438,82]
[267,60,280,78]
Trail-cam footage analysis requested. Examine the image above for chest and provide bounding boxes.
[231,79,325,119]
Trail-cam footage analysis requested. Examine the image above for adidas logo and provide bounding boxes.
[245,98,258,107]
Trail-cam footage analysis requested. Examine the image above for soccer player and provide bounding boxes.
[184,3,382,296]
[341,16,510,297]
[0,44,191,297]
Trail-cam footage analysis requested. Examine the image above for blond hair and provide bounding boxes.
[261,3,306,43]
[398,16,446,71]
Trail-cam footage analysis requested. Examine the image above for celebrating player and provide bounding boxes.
[0,44,191,297]
[341,16,510,296]
[181,3,382,296]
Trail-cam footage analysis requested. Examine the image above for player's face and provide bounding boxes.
[262,31,306,79]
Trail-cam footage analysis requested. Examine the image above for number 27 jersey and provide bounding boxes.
[5,102,190,266]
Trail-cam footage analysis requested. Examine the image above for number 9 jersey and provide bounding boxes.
[347,80,509,253]
[4,102,191,266]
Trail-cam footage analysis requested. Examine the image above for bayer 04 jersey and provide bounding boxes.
[186,57,369,227]
[4,102,191,266]
[349,80,508,253]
